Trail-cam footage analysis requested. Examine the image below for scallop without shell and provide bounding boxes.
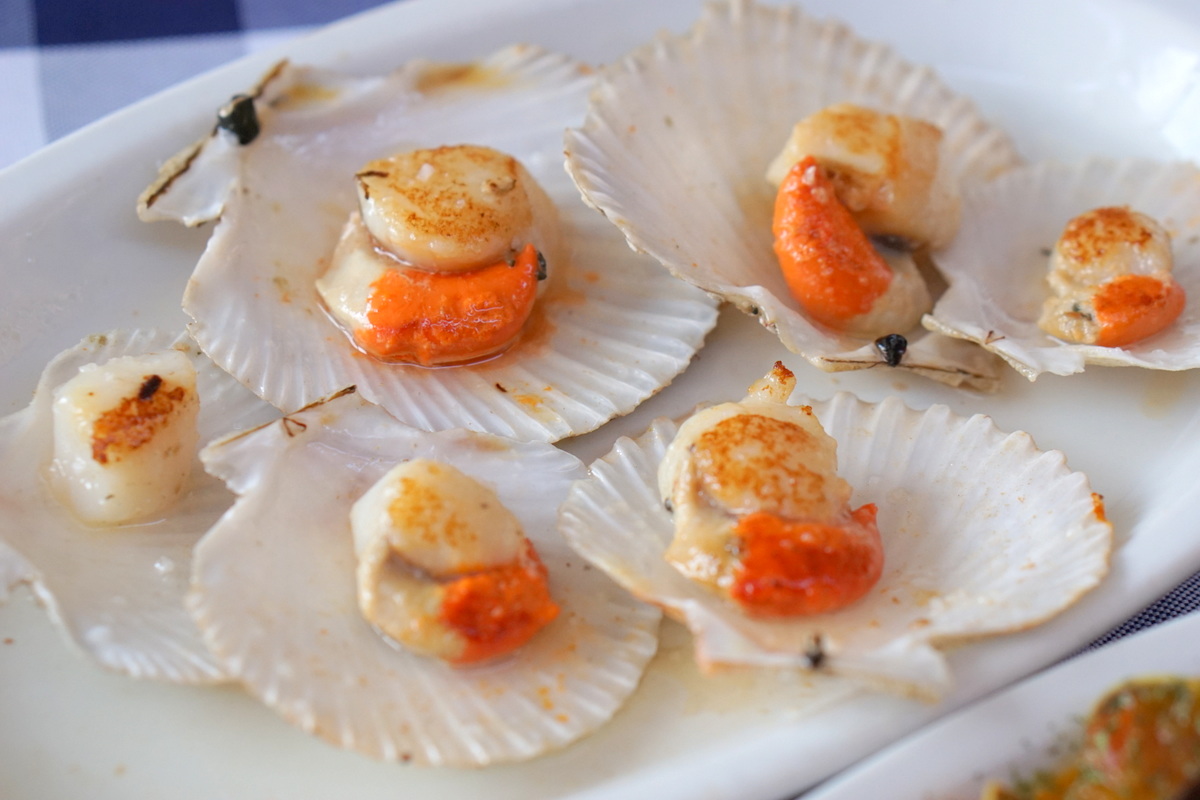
[139,46,718,443]
[0,330,274,682]
[923,158,1200,379]
[564,0,1023,390]
[191,390,660,766]
[558,387,1112,699]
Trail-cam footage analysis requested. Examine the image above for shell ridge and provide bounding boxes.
[525,360,620,419]
[478,362,571,440]
[0,540,35,601]
[519,361,618,429]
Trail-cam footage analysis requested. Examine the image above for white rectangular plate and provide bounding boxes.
[3,1,1200,798]
[804,610,1200,799]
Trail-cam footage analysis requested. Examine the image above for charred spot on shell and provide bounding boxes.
[216,94,260,145]
[137,374,163,401]
[804,635,826,669]
[874,333,908,367]
[663,498,673,513]
[281,416,308,438]
[536,250,548,281]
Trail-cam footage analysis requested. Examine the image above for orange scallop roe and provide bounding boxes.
[731,504,883,617]
[357,243,541,366]
[438,541,559,665]
[1092,273,1185,348]
[772,155,893,330]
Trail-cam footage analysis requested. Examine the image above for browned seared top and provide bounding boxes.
[386,469,481,559]
[356,144,533,268]
[690,411,841,519]
[1057,206,1157,263]
[90,375,190,464]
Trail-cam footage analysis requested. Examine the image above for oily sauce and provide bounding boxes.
[983,677,1200,800]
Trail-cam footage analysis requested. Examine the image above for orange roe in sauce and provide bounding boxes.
[358,243,540,365]
[772,155,893,330]
[1092,273,1185,348]
[438,542,559,665]
[731,503,882,617]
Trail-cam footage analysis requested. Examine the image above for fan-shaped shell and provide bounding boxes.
[191,390,660,766]
[558,388,1111,699]
[564,0,1023,390]
[923,158,1200,379]
[140,46,718,443]
[0,330,274,682]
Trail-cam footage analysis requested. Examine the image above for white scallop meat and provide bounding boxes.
[564,0,1023,390]
[0,330,274,682]
[191,390,660,766]
[139,46,718,442]
[558,384,1112,699]
[923,158,1200,379]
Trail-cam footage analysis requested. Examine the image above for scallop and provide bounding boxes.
[191,389,660,766]
[564,0,1023,390]
[0,330,274,682]
[138,46,718,443]
[558,370,1112,699]
[923,158,1200,379]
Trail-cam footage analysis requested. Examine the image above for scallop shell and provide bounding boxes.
[923,158,1200,379]
[564,0,1023,391]
[191,389,660,766]
[0,330,275,682]
[558,388,1112,699]
[140,46,718,443]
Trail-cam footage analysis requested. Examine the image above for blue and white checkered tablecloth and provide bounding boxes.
[0,0,392,169]
[1,0,1199,650]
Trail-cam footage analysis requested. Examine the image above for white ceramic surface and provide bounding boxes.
[3,1,1200,799]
